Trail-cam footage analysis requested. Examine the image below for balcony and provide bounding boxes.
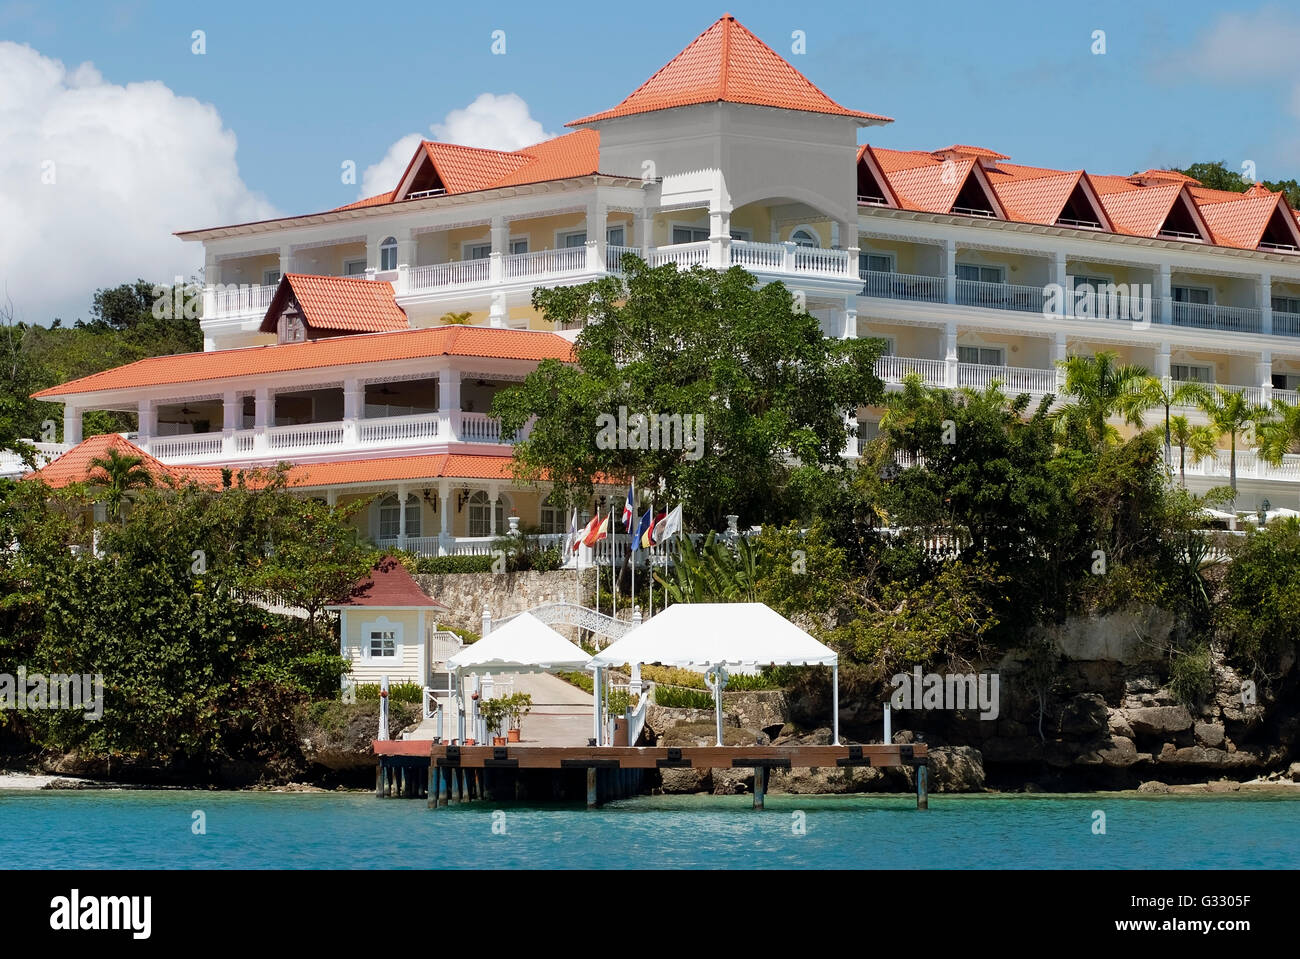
[874,355,1059,394]
[1170,302,1261,335]
[956,278,1048,313]
[143,410,527,465]
[860,270,945,303]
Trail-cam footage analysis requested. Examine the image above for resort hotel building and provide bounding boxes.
[23,13,1300,539]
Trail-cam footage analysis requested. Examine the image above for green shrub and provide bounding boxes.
[416,555,495,574]
[555,670,594,693]
[606,689,633,714]
[654,686,713,709]
[1170,644,1214,706]
[354,681,424,704]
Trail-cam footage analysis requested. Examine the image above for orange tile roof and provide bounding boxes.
[258,274,409,335]
[25,433,227,489]
[1132,169,1201,184]
[286,453,519,488]
[33,326,577,398]
[935,144,1010,160]
[1195,189,1288,248]
[992,170,1086,225]
[567,14,891,126]
[1094,182,1186,237]
[332,130,601,213]
[885,156,978,214]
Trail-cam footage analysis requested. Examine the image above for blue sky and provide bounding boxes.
[3,0,1299,321]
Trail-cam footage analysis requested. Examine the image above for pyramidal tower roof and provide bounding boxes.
[568,14,891,126]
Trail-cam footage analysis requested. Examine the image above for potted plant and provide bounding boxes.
[478,697,510,745]
[506,692,533,742]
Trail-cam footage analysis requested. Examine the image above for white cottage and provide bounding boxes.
[330,557,448,688]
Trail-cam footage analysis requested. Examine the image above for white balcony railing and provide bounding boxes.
[212,283,276,316]
[729,239,786,271]
[606,245,639,274]
[649,241,710,270]
[503,247,587,280]
[859,270,945,303]
[147,434,225,459]
[793,245,853,276]
[266,421,346,450]
[1171,382,1266,408]
[357,411,445,445]
[875,355,947,385]
[409,259,490,291]
[1274,310,1300,338]
[956,279,1048,313]
[957,363,1058,394]
[1170,302,1261,334]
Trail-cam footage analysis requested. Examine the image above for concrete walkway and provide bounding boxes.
[408,671,594,745]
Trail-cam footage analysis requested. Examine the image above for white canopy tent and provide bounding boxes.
[448,612,592,673]
[591,603,840,745]
[446,612,593,742]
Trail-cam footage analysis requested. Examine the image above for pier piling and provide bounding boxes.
[586,767,598,808]
[916,761,928,810]
[753,766,766,810]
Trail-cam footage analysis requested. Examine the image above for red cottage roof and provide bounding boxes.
[568,14,891,126]
[258,274,409,335]
[343,556,447,608]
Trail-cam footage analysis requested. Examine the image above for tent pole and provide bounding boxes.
[592,666,602,746]
[832,662,840,746]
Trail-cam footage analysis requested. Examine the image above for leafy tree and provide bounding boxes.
[86,448,155,521]
[1134,375,1206,467]
[1184,384,1270,493]
[492,256,884,529]
[1176,160,1300,208]
[1256,398,1300,466]
[1055,351,1149,449]
[1216,518,1300,675]
[1169,414,1218,484]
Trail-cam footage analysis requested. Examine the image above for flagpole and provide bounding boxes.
[595,508,600,616]
[648,502,654,618]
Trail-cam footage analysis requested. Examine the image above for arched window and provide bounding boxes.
[791,228,819,248]
[379,236,398,271]
[378,494,420,539]
[467,491,506,537]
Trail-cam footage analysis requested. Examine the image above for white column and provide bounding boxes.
[343,377,362,445]
[1052,331,1068,387]
[439,365,461,441]
[635,211,653,257]
[222,390,239,454]
[203,251,218,329]
[1157,263,1172,325]
[395,228,414,295]
[1261,273,1273,336]
[488,483,499,537]
[438,479,452,555]
[840,220,859,279]
[1052,251,1068,316]
[944,321,959,387]
[326,488,338,507]
[278,244,293,279]
[136,399,157,444]
[842,297,858,340]
[1155,341,1171,383]
[489,215,506,284]
[253,386,271,452]
[942,239,957,304]
[1258,351,1274,407]
[709,206,731,269]
[397,485,409,548]
[587,199,608,270]
[63,405,83,446]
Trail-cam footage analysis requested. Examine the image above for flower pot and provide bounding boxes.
[507,729,521,742]
[492,736,507,746]
[464,739,476,745]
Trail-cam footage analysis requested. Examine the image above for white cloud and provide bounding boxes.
[1166,6,1300,82]
[359,93,554,200]
[0,42,278,324]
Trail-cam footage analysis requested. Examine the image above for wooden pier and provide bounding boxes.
[373,741,930,809]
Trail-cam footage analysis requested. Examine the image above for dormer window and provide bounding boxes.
[278,313,306,344]
[380,236,398,271]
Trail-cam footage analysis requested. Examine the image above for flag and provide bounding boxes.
[658,503,684,541]
[621,481,636,530]
[580,511,607,548]
[642,511,667,549]
[632,506,655,551]
[566,508,579,552]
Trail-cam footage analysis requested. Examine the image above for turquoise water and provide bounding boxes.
[3,790,1298,868]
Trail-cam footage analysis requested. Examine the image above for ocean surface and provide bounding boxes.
[3,790,1298,869]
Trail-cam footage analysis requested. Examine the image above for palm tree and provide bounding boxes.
[1169,414,1217,485]
[1133,375,1204,470]
[1184,385,1271,494]
[86,448,154,521]
[1256,398,1300,467]
[1055,351,1149,448]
